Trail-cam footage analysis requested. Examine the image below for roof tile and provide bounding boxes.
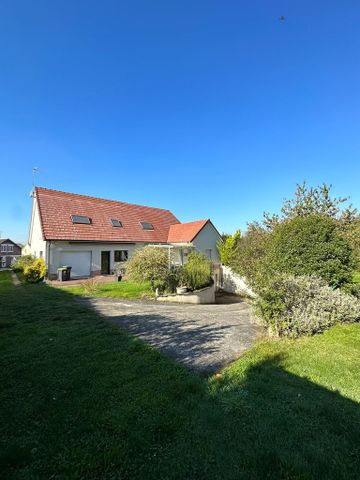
[167,219,209,243]
[36,187,180,242]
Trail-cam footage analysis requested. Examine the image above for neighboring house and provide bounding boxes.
[22,243,32,255]
[28,187,222,279]
[0,239,22,268]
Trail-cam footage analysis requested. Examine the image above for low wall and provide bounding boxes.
[220,265,255,297]
[156,283,215,304]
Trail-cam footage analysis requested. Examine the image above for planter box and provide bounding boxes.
[156,283,215,304]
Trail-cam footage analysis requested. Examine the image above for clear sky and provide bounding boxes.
[1,0,360,243]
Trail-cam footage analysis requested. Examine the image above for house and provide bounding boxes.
[28,187,222,279]
[22,243,32,255]
[0,239,22,268]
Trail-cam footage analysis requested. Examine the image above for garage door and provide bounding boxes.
[59,251,91,278]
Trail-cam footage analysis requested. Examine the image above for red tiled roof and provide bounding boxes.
[167,219,209,243]
[36,187,180,242]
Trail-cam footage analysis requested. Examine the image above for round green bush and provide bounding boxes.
[126,246,170,291]
[261,215,354,287]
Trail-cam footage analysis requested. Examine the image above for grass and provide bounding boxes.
[65,280,153,298]
[1,270,360,479]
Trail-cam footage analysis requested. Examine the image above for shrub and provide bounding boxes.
[23,258,47,283]
[341,218,360,268]
[183,252,212,291]
[166,265,185,292]
[341,282,360,299]
[217,230,241,266]
[11,255,35,273]
[260,215,354,288]
[126,246,170,291]
[230,225,269,287]
[255,274,360,338]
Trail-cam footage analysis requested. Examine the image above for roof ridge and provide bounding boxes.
[35,186,177,215]
[178,219,209,225]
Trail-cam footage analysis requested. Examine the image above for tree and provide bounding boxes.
[261,182,358,230]
[217,230,241,265]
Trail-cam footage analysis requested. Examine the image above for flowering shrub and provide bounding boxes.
[12,255,35,273]
[255,274,360,338]
[23,258,47,283]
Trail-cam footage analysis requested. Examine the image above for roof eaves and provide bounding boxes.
[189,219,210,242]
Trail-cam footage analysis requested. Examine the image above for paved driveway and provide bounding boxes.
[81,296,260,374]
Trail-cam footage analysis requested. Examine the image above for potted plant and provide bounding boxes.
[114,262,126,282]
[176,268,188,294]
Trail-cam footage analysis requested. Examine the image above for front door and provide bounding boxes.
[101,251,110,274]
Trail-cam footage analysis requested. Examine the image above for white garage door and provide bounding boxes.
[59,251,91,278]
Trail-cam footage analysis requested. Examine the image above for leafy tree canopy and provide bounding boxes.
[259,182,358,230]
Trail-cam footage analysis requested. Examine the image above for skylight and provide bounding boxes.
[71,215,91,225]
[140,221,154,230]
[111,219,123,227]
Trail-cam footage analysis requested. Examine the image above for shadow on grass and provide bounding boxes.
[0,280,359,479]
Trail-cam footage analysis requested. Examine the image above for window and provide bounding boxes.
[140,221,154,230]
[114,250,128,262]
[71,215,91,224]
[111,219,122,227]
[39,251,43,258]
[0,245,6,252]
[205,249,212,259]
[8,245,13,253]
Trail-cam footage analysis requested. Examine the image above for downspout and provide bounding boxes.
[46,241,51,279]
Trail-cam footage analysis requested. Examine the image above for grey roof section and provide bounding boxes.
[0,238,22,247]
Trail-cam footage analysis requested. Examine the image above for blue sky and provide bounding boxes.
[1,0,360,243]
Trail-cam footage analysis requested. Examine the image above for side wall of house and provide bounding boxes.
[28,196,47,260]
[192,222,221,263]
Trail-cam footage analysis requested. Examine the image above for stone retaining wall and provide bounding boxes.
[156,283,215,304]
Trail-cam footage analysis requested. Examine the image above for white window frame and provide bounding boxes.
[8,244,13,253]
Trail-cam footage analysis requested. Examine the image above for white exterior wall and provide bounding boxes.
[221,265,255,297]
[48,242,144,277]
[192,222,221,263]
[28,196,47,260]
[22,244,32,255]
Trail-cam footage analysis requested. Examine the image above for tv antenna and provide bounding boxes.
[32,167,39,188]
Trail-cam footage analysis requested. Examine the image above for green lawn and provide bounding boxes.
[65,280,153,298]
[1,270,360,479]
